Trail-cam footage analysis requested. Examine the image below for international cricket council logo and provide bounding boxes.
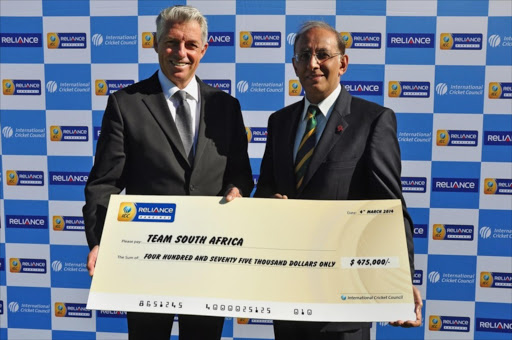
[53,216,65,231]
[481,272,493,287]
[388,81,401,97]
[437,130,449,146]
[10,258,21,273]
[141,32,154,48]
[240,31,253,48]
[55,302,67,317]
[429,315,442,331]
[6,170,18,185]
[432,224,447,240]
[50,126,63,141]
[440,33,454,50]
[484,178,498,195]
[118,202,136,221]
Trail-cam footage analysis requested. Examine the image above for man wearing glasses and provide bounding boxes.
[254,21,422,340]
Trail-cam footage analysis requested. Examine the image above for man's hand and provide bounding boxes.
[87,245,99,277]
[224,187,242,202]
[389,286,423,328]
[272,193,288,199]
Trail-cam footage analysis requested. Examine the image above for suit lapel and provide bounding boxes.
[297,88,352,196]
[142,73,191,166]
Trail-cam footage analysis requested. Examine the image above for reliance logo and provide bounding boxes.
[432,178,479,193]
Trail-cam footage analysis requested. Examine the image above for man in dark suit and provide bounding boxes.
[83,5,253,340]
[254,21,422,340]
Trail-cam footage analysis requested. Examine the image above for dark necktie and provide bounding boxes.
[295,105,319,190]
[174,90,194,162]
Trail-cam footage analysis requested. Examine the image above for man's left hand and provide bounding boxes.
[224,187,242,202]
[389,286,423,328]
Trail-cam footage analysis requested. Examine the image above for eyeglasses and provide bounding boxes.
[292,51,343,65]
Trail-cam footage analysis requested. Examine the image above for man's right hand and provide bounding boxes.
[87,245,99,277]
[272,193,288,199]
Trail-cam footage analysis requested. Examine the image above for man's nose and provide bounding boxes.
[307,54,320,68]
[174,42,187,58]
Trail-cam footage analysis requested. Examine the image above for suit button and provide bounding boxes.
[189,185,196,191]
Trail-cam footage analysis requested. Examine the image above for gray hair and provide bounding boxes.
[293,21,345,55]
[155,5,208,45]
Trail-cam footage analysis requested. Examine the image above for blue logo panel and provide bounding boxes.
[429,315,471,332]
[437,0,489,16]
[236,0,285,15]
[1,110,46,155]
[487,17,512,65]
[386,17,436,65]
[47,156,92,201]
[0,17,43,63]
[4,200,49,244]
[475,302,512,340]
[246,127,267,143]
[426,254,476,301]
[7,286,51,330]
[483,115,512,162]
[402,177,427,193]
[336,0,386,15]
[409,208,429,254]
[203,15,236,63]
[236,63,284,111]
[342,32,382,49]
[118,202,176,222]
[91,17,138,63]
[240,31,281,48]
[50,245,90,288]
[396,113,433,161]
[434,65,485,114]
[3,79,41,95]
[478,210,512,257]
[387,33,435,48]
[430,161,480,209]
[45,64,91,110]
[96,310,128,333]
[339,64,385,105]
[203,80,231,94]
[0,33,42,47]
[47,33,87,49]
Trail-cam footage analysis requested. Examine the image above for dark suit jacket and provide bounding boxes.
[84,72,253,249]
[254,87,414,332]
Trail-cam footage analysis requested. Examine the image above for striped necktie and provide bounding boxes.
[295,105,319,190]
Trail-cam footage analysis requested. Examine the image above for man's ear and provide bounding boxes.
[339,54,349,77]
[153,35,159,53]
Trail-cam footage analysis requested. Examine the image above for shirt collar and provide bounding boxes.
[302,84,341,120]
[157,69,199,102]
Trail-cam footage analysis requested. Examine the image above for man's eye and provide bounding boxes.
[299,52,312,61]
[316,52,330,60]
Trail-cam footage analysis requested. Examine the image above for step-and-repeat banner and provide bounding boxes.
[0,0,511,339]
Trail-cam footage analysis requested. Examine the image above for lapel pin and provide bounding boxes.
[336,125,343,133]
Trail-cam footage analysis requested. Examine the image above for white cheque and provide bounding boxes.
[87,195,415,322]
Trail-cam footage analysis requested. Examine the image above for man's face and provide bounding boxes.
[154,20,208,89]
[293,27,348,104]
